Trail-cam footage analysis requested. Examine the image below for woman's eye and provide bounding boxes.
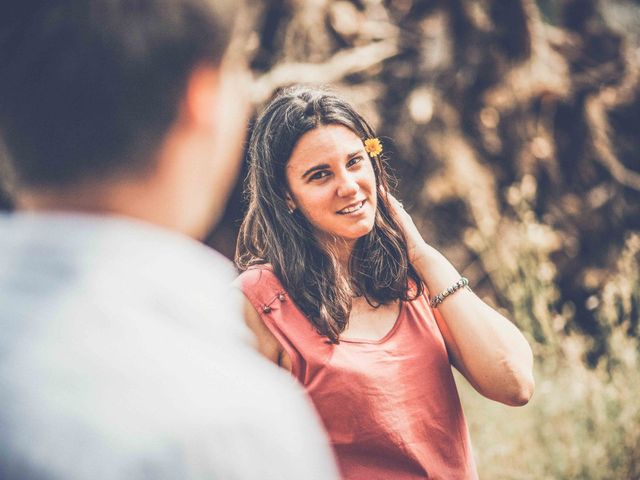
[347,156,363,168]
[309,170,330,181]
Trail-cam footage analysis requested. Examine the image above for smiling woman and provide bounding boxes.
[285,125,377,249]
[237,86,422,343]
[234,86,534,480]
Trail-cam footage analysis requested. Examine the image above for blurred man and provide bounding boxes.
[0,1,337,479]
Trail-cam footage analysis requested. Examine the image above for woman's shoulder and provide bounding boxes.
[234,264,282,292]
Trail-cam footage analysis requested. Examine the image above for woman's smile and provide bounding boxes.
[285,124,378,247]
[337,199,366,215]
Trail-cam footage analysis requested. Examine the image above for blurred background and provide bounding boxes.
[2,0,639,478]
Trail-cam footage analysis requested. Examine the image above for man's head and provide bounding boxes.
[0,0,248,237]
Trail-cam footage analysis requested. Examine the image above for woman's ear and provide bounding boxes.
[285,192,296,213]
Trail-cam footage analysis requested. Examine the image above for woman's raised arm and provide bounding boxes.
[388,194,535,406]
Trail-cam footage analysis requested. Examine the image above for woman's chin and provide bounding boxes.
[341,223,375,241]
[314,225,373,246]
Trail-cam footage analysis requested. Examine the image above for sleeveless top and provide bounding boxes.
[236,266,478,480]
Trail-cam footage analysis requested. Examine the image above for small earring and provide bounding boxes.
[287,206,295,214]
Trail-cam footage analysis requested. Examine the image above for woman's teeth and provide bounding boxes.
[338,201,364,214]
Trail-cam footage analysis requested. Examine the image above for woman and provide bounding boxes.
[235,86,534,479]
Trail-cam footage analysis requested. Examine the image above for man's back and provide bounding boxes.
[0,212,337,479]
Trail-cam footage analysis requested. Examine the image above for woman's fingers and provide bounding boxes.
[387,192,406,214]
[382,189,398,206]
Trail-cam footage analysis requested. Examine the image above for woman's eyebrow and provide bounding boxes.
[302,163,330,179]
[300,150,363,178]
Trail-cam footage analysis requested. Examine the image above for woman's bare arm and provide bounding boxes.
[242,297,292,372]
[388,194,534,406]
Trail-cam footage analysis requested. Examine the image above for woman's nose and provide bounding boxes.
[336,173,360,197]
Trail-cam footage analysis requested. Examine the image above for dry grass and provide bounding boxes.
[459,330,640,479]
[458,181,640,479]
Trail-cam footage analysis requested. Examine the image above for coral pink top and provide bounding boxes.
[236,267,478,480]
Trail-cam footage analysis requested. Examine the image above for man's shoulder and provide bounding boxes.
[0,215,338,479]
[0,300,332,478]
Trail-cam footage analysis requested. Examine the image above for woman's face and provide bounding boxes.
[285,124,378,249]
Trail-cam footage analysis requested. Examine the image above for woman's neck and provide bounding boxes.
[329,239,355,271]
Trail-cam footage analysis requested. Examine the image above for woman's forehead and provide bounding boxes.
[288,125,363,169]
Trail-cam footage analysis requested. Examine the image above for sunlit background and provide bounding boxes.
[209,1,640,477]
[2,1,639,478]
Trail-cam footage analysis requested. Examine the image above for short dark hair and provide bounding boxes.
[0,0,236,188]
[236,86,423,343]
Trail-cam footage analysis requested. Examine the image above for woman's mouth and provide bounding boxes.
[337,200,365,215]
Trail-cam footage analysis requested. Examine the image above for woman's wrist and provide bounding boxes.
[411,243,462,292]
[411,242,441,268]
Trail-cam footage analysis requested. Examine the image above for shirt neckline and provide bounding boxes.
[339,300,406,345]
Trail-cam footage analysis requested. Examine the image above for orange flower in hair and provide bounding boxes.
[364,137,383,157]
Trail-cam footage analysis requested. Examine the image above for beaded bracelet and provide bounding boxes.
[430,277,470,308]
